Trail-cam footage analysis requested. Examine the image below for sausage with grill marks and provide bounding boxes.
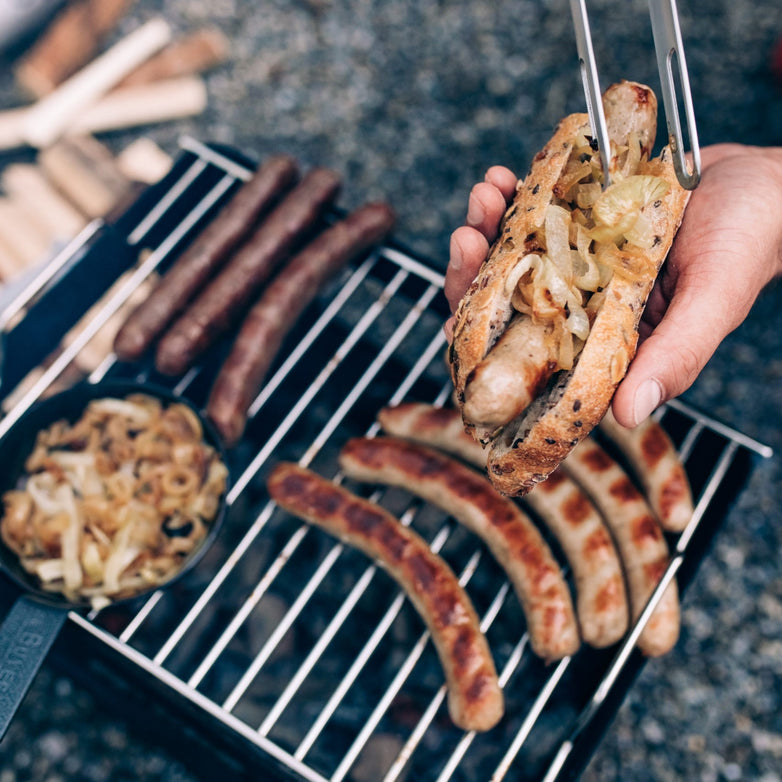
[154,167,341,376]
[266,463,503,732]
[207,202,395,446]
[113,154,299,362]
[599,408,693,532]
[562,437,680,657]
[338,435,580,660]
[377,403,628,649]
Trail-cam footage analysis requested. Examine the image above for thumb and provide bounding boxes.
[611,276,730,427]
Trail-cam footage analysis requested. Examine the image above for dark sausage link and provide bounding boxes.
[113,154,299,362]
[207,202,395,445]
[154,167,342,376]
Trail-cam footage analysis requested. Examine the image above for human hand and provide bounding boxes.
[443,144,782,427]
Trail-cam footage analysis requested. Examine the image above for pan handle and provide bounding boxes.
[0,595,67,741]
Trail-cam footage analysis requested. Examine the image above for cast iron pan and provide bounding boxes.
[0,379,229,740]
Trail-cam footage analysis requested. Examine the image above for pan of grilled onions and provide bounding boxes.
[0,381,229,611]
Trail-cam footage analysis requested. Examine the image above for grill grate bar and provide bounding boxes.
[293,521,457,761]
[299,285,440,467]
[191,319,446,692]
[0,219,103,333]
[179,135,255,182]
[127,159,211,246]
[67,612,332,782]
[221,528,346,710]
[152,265,416,663]
[246,254,376,419]
[539,438,741,782]
[492,657,573,782]
[226,265,411,502]
[152,500,278,664]
[257,544,382,736]
[676,418,703,462]
[433,632,532,782]
[0,173,236,440]
[666,397,772,457]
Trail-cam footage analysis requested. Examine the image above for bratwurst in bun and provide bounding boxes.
[449,80,690,496]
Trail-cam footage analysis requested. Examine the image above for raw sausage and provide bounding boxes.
[113,154,299,361]
[154,167,341,375]
[207,202,395,446]
[267,463,503,732]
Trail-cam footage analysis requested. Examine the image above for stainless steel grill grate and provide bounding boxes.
[0,139,772,782]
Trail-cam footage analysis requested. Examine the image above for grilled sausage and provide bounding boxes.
[462,315,559,431]
[562,437,680,657]
[113,154,299,362]
[207,202,395,446]
[599,408,693,532]
[377,403,628,649]
[339,436,580,660]
[154,167,342,376]
[267,463,503,732]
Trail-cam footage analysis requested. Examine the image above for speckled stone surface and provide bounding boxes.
[0,1,781,780]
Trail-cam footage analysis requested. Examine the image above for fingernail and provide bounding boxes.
[633,378,663,425]
[450,238,464,271]
[466,199,484,227]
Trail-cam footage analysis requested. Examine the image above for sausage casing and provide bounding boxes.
[267,463,503,732]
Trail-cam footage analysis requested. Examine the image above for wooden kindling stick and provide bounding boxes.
[21,17,171,149]
[0,76,207,152]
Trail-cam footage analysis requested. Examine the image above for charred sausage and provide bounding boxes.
[562,437,680,657]
[599,408,693,532]
[377,403,628,649]
[207,202,395,446]
[339,436,580,660]
[113,154,299,362]
[154,167,341,376]
[267,463,503,732]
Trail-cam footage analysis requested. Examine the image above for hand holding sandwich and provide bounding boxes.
[445,143,782,429]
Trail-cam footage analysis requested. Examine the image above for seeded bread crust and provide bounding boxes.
[487,152,690,495]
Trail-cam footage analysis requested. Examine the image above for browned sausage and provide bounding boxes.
[599,408,693,532]
[377,403,629,648]
[207,202,395,446]
[338,436,580,661]
[267,463,503,732]
[154,167,342,376]
[562,437,680,657]
[113,154,299,362]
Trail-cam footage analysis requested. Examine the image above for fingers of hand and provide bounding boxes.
[484,166,518,201]
[445,226,489,313]
[466,181,510,238]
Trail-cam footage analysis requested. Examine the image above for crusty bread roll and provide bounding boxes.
[450,81,690,496]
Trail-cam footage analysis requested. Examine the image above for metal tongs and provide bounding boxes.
[570,0,701,190]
